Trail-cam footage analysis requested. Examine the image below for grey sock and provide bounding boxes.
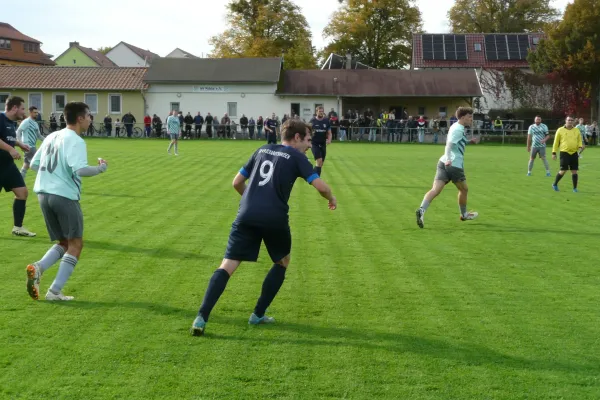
[175,143,178,153]
[38,244,66,273]
[20,168,27,179]
[49,254,78,294]
[543,158,550,172]
[420,199,430,212]
[167,143,173,152]
[528,159,534,172]
[460,205,467,217]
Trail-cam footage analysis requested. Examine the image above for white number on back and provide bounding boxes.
[258,160,274,186]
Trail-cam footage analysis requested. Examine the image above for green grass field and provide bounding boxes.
[1,139,599,399]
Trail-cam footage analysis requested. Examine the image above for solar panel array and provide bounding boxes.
[484,34,530,61]
[422,35,468,61]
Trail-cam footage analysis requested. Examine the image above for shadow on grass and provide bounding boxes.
[84,240,208,260]
[46,300,600,376]
[337,183,423,190]
[461,223,600,236]
[85,192,144,199]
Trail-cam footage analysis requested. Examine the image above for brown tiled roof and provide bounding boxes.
[77,45,116,67]
[278,69,483,97]
[0,52,55,65]
[122,42,159,64]
[412,33,544,69]
[0,66,147,90]
[0,22,40,43]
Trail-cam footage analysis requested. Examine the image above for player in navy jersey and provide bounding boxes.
[191,119,337,336]
[310,106,332,176]
[264,113,278,144]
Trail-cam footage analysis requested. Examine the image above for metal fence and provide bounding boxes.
[35,120,599,146]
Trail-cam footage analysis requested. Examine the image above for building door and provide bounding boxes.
[290,103,300,117]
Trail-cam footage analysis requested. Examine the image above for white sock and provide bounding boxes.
[167,143,173,152]
[38,244,66,273]
[49,254,78,294]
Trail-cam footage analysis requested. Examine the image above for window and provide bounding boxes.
[29,93,42,113]
[84,94,98,114]
[0,39,11,49]
[418,106,426,116]
[532,37,540,45]
[0,93,10,105]
[227,102,237,117]
[474,43,482,52]
[109,94,122,114]
[53,93,66,112]
[314,103,324,111]
[170,102,180,112]
[439,106,447,117]
[23,42,37,53]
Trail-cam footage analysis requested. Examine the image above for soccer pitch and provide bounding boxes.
[1,140,599,399]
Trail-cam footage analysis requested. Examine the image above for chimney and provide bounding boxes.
[69,41,79,47]
[345,52,352,70]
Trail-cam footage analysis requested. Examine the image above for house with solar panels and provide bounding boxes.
[411,33,545,114]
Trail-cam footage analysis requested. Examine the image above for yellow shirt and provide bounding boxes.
[552,126,583,155]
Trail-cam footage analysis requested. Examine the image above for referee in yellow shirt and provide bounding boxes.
[552,116,584,192]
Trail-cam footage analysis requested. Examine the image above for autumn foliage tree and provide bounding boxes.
[210,0,317,69]
[448,0,560,33]
[322,0,422,69]
[528,0,600,118]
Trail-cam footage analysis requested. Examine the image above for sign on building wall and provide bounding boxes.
[192,86,230,93]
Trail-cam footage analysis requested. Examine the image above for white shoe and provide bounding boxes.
[45,290,74,301]
[12,226,36,237]
[460,211,479,221]
[175,153,179,156]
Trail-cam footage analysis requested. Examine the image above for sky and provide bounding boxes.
[5,0,572,61]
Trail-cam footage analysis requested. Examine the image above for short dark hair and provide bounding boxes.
[29,106,38,112]
[64,102,89,125]
[5,96,24,111]
[456,107,473,119]
[282,119,310,141]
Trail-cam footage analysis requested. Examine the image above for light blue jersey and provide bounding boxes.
[167,116,180,134]
[440,122,468,169]
[528,123,548,147]
[576,124,587,141]
[31,128,88,201]
[17,117,42,148]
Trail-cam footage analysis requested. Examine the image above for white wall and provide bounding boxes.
[106,43,146,67]
[145,83,338,122]
[165,49,191,58]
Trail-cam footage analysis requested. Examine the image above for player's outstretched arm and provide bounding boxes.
[311,178,337,210]
[76,160,108,177]
[232,172,247,196]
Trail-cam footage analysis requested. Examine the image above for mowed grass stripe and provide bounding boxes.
[1,140,600,399]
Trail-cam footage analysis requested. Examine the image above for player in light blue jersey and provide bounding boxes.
[25,102,109,301]
[166,110,181,155]
[415,107,479,228]
[526,116,551,176]
[16,106,45,179]
[576,118,587,157]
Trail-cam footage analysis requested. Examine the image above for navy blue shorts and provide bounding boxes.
[224,221,291,262]
[0,162,25,192]
[311,143,327,161]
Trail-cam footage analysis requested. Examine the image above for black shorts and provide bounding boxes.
[224,221,291,263]
[267,134,277,144]
[311,143,327,161]
[559,151,579,171]
[0,162,25,192]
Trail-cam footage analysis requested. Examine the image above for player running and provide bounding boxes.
[191,119,337,336]
[310,106,332,176]
[415,107,479,228]
[26,102,109,301]
[526,116,551,176]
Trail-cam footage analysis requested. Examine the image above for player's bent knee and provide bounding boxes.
[13,187,28,199]
[276,254,291,267]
